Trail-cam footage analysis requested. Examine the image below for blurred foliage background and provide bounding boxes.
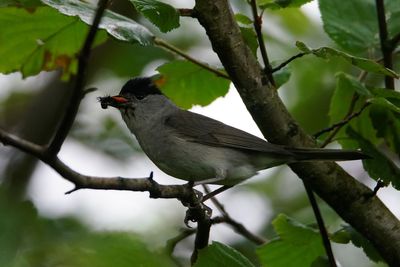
[0,0,398,266]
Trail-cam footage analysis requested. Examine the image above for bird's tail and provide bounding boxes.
[287,147,371,162]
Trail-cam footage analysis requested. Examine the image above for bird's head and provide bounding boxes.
[98,76,163,110]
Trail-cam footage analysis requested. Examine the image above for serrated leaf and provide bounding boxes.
[0,6,107,78]
[346,127,400,189]
[332,225,383,263]
[240,27,258,57]
[130,0,179,33]
[42,0,154,45]
[257,214,324,267]
[296,42,399,78]
[156,60,230,109]
[318,0,378,53]
[258,0,313,10]
[194,241,255,267]
[235,13,253,25]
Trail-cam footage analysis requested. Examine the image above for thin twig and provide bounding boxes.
[202,185,266,245]
[375,0,395,89]
[49,0,110,154]
[272,52,307,73]
[178,8,196,18]
[166,229,196,255]
[313,102,369,140]
[154,38,230,80]
[303,182,337,267]
[249,0,275,86]
[202,185,232,202]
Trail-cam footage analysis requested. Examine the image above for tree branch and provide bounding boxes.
[249,0,275,86]
[49,0,109,154]
[194,0,400,265]
[375,0,395,89]
[0,128,199,200]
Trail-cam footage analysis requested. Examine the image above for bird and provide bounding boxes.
[98,76,369,186]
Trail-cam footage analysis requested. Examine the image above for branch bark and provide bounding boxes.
[194,0,400,265]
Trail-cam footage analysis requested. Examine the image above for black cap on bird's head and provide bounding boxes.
[98,76,163,109]
[120,76,162,100]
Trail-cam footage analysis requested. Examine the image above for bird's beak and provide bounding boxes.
[98,95,129,109]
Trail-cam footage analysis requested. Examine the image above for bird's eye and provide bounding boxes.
[135,94,146,100]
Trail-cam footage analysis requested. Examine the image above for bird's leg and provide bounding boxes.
[180,181,213,227]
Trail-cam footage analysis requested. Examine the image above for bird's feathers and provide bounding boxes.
[165,110,294,157]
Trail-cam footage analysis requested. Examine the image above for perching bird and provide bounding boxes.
[99,76,368,185]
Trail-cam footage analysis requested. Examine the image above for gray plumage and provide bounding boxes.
[100,77,369,185]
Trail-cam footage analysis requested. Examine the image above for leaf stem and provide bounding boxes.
[272,52,307,72]
[154,38,230,80]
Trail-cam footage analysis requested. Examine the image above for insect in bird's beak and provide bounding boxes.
[98,95,129,109]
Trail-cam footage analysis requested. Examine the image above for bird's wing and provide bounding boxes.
[164,110,293,156]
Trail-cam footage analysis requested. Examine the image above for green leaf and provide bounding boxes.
[0,0,42,7]
[273,66,291,89]
[346,127,400,189]
[42,0,154,45]
[327,73,378,148]
[370,88,400,106]
[62,233,175,267]
[257,214,325,267]
[387,1,400,38]
[258,0,313,10]
[336,73,372,96]
[368,97,400,114]
[130,0,179,33]
[235,13,253,25]
[331,226,383,263]
[0,6,107,78]
[296,42,399,78]
[369,103,400,154]
[156,60,230,109]
[318,0,378,53]
[194,241,255,267]
[240,27,258,57]
[329,73,363,123]
[0,188,175,267]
